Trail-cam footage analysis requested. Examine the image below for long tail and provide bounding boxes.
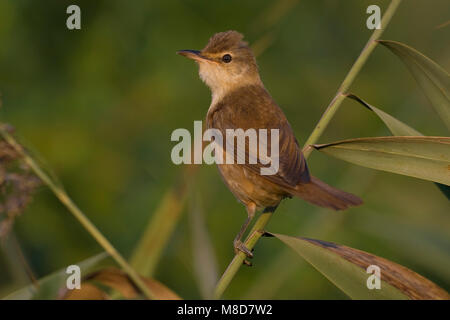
[291,176,363,210]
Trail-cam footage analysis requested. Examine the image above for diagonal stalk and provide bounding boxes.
[303,0,402,156]
[213,0,402,299]
[0,127,155,300]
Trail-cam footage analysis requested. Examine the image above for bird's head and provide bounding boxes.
[177,31,261,100]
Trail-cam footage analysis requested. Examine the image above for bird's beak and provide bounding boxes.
[177,50,210,62]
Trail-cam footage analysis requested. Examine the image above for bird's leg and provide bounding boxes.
[233,202,256,265]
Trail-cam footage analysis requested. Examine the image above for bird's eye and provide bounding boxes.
[222,54,232,63]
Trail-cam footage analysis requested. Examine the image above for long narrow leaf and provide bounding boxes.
[271,233,449,300]
[354,213,450,282]
[345,94,422,136]
[60,267,181,300]
[130,173,189,277]
[313,136,450,186]
[378,40,450,129]
[3,252,109,300]
[345,94,450,199]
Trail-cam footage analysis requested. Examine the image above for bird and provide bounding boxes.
[178,30,362,263]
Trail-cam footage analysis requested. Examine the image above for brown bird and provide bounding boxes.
[178,31,362,262]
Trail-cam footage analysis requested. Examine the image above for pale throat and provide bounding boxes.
[198,62,262,112]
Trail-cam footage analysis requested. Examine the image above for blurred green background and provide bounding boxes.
[0,0,449,299]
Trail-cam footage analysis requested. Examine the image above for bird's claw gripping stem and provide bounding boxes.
[234,240,253,266]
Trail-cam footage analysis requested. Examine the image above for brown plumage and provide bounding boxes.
[178,31,362,260]
[202,31,248,53]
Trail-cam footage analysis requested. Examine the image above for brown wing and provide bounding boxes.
[206,84,310,188]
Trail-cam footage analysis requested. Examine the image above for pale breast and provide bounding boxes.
[217,163,288,210]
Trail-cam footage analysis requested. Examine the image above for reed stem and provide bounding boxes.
[0,127,155,300]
